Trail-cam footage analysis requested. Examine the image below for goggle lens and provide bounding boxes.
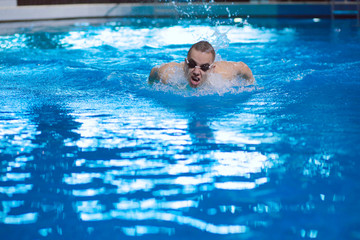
[186,59,211,72]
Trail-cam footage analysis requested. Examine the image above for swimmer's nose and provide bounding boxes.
[193,68,201,75]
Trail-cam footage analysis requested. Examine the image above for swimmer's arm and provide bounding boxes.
[235,62,255,85]
[149,66,161,84]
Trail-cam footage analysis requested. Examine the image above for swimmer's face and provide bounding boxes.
[185,49,214,88]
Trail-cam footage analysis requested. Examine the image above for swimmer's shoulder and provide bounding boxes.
[149,62,183,84]
[159,62,183,83]
[212,61,254,84]
[213,61,243,69]
[212,61,238,79]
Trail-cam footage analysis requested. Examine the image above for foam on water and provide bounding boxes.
[148,69,257,97]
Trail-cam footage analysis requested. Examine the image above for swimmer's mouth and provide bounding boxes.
[191,76,200,83]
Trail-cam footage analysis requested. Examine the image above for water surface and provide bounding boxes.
[1,18,360,240]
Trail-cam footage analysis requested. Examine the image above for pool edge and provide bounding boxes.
[0,2,348,23]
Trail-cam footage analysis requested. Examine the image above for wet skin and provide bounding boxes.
[184,49,214,88]
[148,50,254,87]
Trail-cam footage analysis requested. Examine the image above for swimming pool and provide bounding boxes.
[1,17,360,240]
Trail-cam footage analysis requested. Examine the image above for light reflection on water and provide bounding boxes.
[0,18,360,239]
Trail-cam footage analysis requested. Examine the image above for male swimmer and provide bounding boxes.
[148,41,255,88]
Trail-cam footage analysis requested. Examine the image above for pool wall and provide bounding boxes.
[0,1,358,22]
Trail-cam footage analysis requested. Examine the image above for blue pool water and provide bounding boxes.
[1,17,360,240]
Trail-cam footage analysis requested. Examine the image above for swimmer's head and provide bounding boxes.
[184,41,215,88]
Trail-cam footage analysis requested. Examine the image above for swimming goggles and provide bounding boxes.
[185,58,213,72]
